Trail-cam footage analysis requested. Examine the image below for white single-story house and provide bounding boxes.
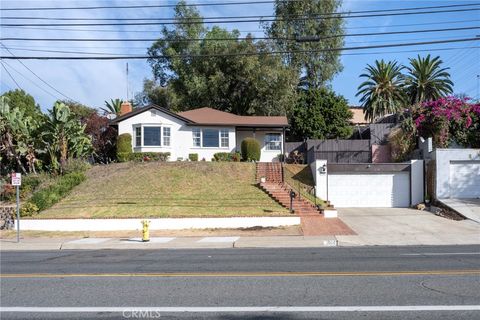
[110,102,289,162]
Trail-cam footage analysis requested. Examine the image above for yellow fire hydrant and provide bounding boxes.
[141,220,150,242]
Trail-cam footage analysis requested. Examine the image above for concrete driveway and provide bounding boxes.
[439,198,480,223]
[336,207,480,246]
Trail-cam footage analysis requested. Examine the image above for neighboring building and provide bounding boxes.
[110,102,288,162]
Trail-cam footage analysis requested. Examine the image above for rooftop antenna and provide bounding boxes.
[126,62,129,101]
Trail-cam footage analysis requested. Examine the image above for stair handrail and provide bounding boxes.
[281,164,323,209]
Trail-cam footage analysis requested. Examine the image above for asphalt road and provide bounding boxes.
[1,245,480,320]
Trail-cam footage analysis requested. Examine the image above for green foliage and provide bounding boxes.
[130,152,171,162]
[213,152,231,162]
[19,175,42,200]
[1,95,40,175]
[290,88,353,140]
[147,1,297,115]
[1,89,44,122]
[102,98,123,115]
[42,102,93,174]
[20,202,39,217]
[241,138,261,161]
[232,152,241,162]
[405,55,453,104]
[356,60,407,122]
[63,158,91,174]
[28,172,86,212]
[134,79,175,108]
[116,133,132,162]
[59,100,96,121]
[188,153,198,161]
[266,0,344,89]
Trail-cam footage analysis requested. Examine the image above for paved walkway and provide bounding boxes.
[439,198,480,223]
[336,207,480,246]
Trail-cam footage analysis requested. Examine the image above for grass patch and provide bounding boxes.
[38,162,289,218]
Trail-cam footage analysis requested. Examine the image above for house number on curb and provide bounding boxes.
[11,173,21,243]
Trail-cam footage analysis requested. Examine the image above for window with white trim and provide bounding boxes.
[265,133,281,151]
[192,128,201,147]
[163,127,171,146]
[143,127,161,146]
[135,127,141,147]
[202,129,219,147]
[220,129,229,148]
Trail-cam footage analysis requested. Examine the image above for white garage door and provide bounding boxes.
[328,172,410,207]
[449,161,480,198]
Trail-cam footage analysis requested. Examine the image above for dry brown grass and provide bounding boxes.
[37,162,289,218]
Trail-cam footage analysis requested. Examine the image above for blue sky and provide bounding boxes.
[0,0,479,112]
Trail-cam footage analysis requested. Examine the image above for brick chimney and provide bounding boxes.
[120,101,133,116]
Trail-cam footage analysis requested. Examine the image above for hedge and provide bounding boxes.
[117,133,132,162]
[189,153,198,161]
[241,138,261,161]
[130,152,170,162]
[213,152,242,162]
[27,172,86,213]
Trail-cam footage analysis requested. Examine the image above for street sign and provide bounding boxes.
[11,173,22,186]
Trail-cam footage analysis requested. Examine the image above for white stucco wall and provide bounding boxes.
[236,130,283,162]
[312,160,328,200]
[117,109,236,161]
[410,160,424,206]
[433,148,480,198]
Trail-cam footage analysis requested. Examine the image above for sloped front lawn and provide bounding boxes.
[37,162,289,218]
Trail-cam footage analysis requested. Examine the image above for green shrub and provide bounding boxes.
[63,158,91,174]
[189,153,198,161]
[20,202,39,217]
[116,133,132,162]
[213,152,231,162]
[241,138,261,161]
[19,175,42,200]
[130,152,170,162]
[29,172,86,212]
[232,152,241,162]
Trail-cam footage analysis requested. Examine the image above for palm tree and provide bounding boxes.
[101,98,123,115]
[356,60,406,122]
[405,54,453,104]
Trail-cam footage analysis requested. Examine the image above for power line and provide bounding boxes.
[1,60,58,98]
[2,26,479,42]
[3,19,477,34]
[2,8,480,27]
[1,1,477,12]
[3,3,480,20]
[4,44,479,57]
[0,62,22,89]
[1,37,478,60]
[1,44,77,101]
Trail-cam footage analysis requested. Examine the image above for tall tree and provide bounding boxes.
[134,79,175,109]
[1,89,44,122]
[405,54,453,104]
[289,88,353,140]
[147,1,298,115]
[356,60,407,122]
[266,0,345,88]
[59,100,96,121]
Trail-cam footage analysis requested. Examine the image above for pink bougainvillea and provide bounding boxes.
[412,96,480,148]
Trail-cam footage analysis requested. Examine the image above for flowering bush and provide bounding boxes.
[412,97,480,148]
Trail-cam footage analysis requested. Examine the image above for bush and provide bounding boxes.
[20,202,39,217]
[29,172,86,212]
[232,152,241,162]
[130,152,170,162]
[116,133,132,162]
[63,158,91,174]
[189,153,198,161]
[241,138,261,161]
[19,175,42,200]
[213,152,231,162]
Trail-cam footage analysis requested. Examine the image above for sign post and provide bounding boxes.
[11,173,21,243]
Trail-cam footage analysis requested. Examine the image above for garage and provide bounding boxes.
[449,161,480,198]
[328,172,410,208]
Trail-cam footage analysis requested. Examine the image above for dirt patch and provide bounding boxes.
[0,225,302,239]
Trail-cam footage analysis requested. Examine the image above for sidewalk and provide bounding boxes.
[2,229,479,251]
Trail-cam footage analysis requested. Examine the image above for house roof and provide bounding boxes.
[109,104,193,124]
[178,107,289,127]
[110,105,289,127]
[349,107,370,125]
